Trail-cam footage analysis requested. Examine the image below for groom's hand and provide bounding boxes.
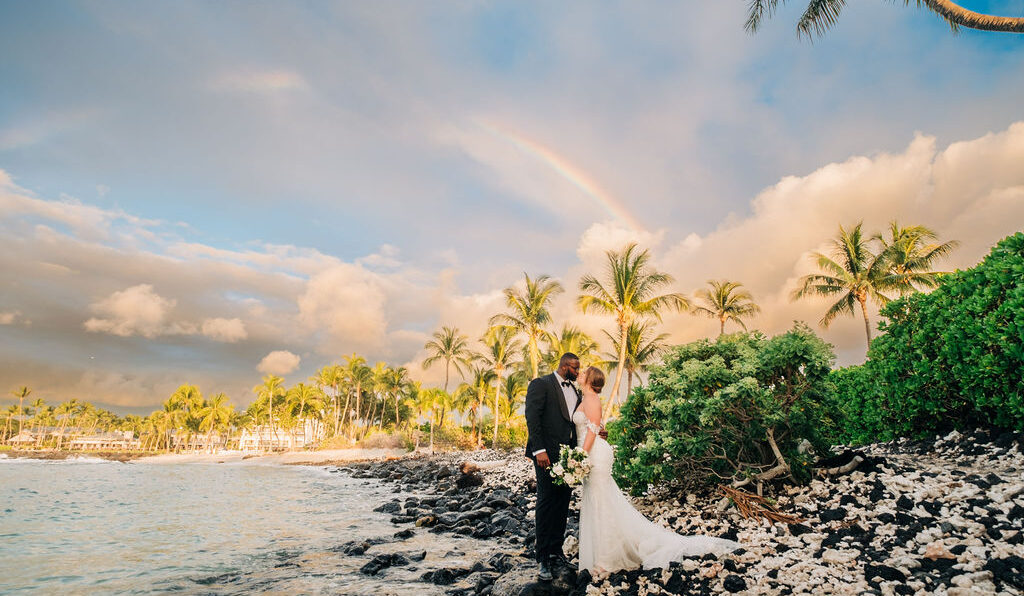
[536,452,551,468]
[599,426,608,440]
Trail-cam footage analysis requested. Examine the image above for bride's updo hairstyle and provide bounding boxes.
[584,366,605,394]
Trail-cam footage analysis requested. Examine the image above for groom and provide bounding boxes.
[525,352,584,582]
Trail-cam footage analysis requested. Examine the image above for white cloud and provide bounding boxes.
[84,284,193,338]
[297,263,390,354]
[257,350,301,375]
[201,317,248,342]
[211,69,309,94]
[656,124,1024,364]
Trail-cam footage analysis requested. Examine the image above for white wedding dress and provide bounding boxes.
[574,410,740,573]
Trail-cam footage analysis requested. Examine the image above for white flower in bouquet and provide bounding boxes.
[551,445,591,487]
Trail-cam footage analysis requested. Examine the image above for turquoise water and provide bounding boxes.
[0,455,501,595]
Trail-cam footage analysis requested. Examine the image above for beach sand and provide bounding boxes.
[136,448,409,465]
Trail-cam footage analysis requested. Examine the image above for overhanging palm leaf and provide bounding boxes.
[746,0,1024,37]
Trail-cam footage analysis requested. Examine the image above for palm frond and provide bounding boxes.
[797,0,847,39]
[746,0,785,32]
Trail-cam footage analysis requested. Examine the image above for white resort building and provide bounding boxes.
[237,418,319,452]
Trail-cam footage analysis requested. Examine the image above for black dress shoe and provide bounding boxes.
[537,560,553,582]
[548,553,569,571]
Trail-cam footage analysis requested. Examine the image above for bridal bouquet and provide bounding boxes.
[550,446,591,487]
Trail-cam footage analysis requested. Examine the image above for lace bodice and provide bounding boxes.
[572,410,602,449]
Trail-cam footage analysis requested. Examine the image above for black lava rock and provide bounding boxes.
[985,555,1024,590]
[896,495,915,510]
[723,574,746,592]
[360,553,409,575]
[865,564,905,583]
[819,507,847,522]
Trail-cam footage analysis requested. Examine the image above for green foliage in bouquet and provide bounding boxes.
[832,232,1024,440]
[610,323,839,494]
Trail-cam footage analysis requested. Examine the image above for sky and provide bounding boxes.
[2,1,1023,413]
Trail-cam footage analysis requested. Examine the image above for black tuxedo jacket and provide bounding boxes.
[524,373,580,462]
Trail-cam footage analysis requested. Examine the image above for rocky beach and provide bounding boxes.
[333,427,1024,595]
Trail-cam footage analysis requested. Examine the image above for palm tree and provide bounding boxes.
[379,366,411,428]
[499,372,528,423]
[456,364,496,447]
[490,273,564,379]
[313,364,344,437]
[2,405,17,441]
[253,375,285,451]
[11,386,30,434]
[343,355,372,439]
[54,399,79,449]
[422,327,474,393]
[28,397,45,437]
[543,325,600,371]
[693,280,762,336]
[478,326,522,448]
[197,393,233,453]
[578,243,690,417]
[792,222,895,350]
[601,321,670,397]
[876,222,959,294]
[745,0,1024,38]
[418,388,449,453]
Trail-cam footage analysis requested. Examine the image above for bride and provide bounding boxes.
[574,366,740,573]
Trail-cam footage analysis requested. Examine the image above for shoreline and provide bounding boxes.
[331,427,1024,595]
[1,447,412,465]
[6,429,1023,594]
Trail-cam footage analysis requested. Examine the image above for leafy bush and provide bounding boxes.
[611,323,838,494]
[833,232,1024,438]
[358,430,414,450]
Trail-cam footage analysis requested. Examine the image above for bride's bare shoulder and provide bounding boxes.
[583,395,602,422]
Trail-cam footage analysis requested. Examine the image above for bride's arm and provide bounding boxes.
[581,397,602,454]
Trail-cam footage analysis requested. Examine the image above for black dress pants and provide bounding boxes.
[534,460,572,562]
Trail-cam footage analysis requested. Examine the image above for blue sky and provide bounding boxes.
[2,1,1023,411]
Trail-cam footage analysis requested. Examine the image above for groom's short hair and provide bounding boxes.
[558,352,579,367]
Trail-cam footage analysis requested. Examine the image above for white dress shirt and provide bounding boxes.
[533,371,579,457]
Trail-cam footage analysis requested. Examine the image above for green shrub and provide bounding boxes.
[478,421,528,451]
[833,232,1024,439]
[611,323,838,494]
[829,364,890,444]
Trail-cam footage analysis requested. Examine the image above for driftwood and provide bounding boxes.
[720,485,806,525]
[816,455,863,477]
[716,428,792,511]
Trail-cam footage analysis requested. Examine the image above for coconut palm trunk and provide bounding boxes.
[858,292,872,348]
[926,0,1024,32]
[607,319,630,418]
[493,382,502,449]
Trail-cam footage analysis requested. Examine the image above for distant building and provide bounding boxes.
[238,419,319,452]
[67,430,141,451]
[6,430,36,446]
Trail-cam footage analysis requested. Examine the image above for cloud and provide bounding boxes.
[210,69,309,94]
[257,350,301,375]
[84,284,193,338]
[0,311,21,325]
[655,124,1024,364]
[201,317,248,343]
[297,263,390,354]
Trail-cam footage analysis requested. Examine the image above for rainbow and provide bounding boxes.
[476,120,645,232]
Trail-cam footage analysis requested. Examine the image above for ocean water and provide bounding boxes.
[0,455,506,595]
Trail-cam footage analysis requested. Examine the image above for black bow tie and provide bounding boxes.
[561,380,573,388]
